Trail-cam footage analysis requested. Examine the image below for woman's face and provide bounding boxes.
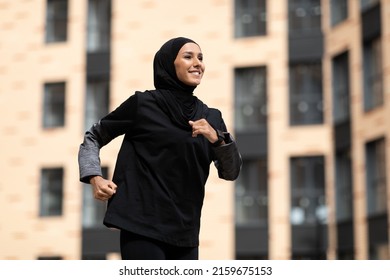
[174,43,205,87]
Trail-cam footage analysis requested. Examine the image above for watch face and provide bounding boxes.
[217,130,224,139]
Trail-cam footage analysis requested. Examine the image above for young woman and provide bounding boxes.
[78,37,242,260]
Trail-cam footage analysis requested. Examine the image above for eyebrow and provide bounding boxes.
[182,51,203,55]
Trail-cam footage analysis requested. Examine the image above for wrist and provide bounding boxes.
[89,175,102,185]
[212,129,225,147]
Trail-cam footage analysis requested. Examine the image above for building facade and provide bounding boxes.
[0,0,389,260]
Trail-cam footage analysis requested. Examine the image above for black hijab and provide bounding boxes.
[151,37,208,130]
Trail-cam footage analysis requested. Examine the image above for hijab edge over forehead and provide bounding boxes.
[153,37,199,93]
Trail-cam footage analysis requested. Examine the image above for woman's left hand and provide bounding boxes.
[189,119,219,144]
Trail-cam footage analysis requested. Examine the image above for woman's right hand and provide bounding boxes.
[89,176,118,201]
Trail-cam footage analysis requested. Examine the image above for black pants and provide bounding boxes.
[120,230,199,260]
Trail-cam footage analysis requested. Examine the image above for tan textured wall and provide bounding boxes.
[0,0,87,259]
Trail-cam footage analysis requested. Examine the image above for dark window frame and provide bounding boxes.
[235,158,268,226]
[234,0,267,38]
[332,51,350,124]
[290,156,326,226]
[234,66,267,132]
[43,82,66,128]
[330,0,348,26]
[288,0,322,35]
[39,167,64,217]
[365,138,387,216]
[84,77,110,130]
[87,0,112,52]
[289,62,323,126]
[363,37,383,111]
[45,0,68,43]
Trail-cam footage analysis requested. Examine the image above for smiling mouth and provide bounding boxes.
[190,71,202,76]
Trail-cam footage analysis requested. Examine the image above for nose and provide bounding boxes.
[193,57,202,67]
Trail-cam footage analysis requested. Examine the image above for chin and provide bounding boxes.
[190,80,202,86]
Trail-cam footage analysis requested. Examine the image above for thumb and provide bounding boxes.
[189,120,194,126]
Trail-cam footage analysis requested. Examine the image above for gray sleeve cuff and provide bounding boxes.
[213,134,242,181]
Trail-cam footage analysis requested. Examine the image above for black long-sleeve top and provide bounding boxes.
[78,90,242,247]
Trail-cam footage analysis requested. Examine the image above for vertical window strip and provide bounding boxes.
[363,37,383,111]
[332,51,350,124]
[87,0,111,52]
[84,79,109,130]
[366,138,387,216]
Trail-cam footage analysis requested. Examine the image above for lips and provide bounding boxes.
[189,71,202,76]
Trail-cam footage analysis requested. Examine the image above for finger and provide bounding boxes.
[94,189,106,200]
[108,182,118,193]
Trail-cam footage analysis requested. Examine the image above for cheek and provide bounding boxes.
[176,67,186,80]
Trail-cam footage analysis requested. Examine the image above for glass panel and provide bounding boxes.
[360,0,380,11]
[85,79,109,130]
[82,167,108,228]
[235,159,268,225]
[330,0,348,26]
[87,0,111,52]
[290,156,326,225]
[45,0,68,43]
[289,63,323,125]
[234,67,267,132]
[288,0,321,34]
[335,150,353,221]
[332,52,350,124]
[234,0,266,38]
[43,82,65,128]
[40,168,63,216]
[366,138,387,216]
[363,37,383,111]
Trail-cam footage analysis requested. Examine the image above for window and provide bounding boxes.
[40,168,64,217]
[332,51,350,124]
[289,63,323,125]
[234,66,267,132]
[288,0,321,34]
[38,256,63,260]
[363,37,383,111]
[361,0,380,11]
[330,0,348,26]
[235,159,268,225]
[45,0,68,43]
[43,82,65,128]
[234,0,266,38]
[366,138,387,216]
[335,150,353,221]
[84,78,109,130]
[82,167,108,228]
[87,0,111,52]
[290,156,326,225]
